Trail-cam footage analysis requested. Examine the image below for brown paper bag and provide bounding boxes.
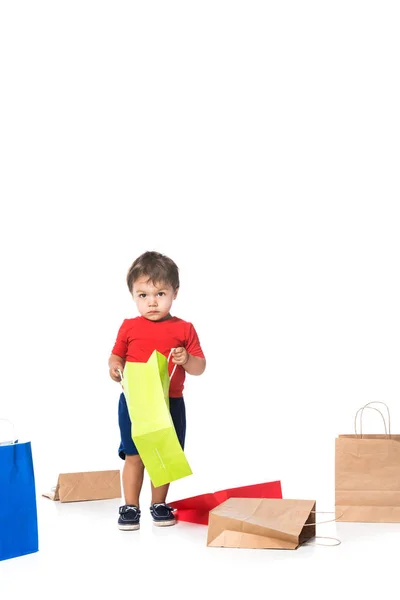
[336,402,400,522]
[42,470,121,502]
[207,498,316,549]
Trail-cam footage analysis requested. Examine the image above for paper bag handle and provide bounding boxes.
[303,510,343,526]
[355,406,388,436]
[303,536,341,547]
[167,349,178,380]
[0,418,17,445]
[117,349,179,386]
[302,510,342,547]
[354,401,391,438]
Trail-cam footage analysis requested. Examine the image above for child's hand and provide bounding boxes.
[109,366,122,382]
[172,347,189,366]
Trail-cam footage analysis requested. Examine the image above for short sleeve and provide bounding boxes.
[111,320,129,358]
[184,323,205,358]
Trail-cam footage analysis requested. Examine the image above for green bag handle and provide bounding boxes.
[118,348,178,386]
[166,349,178,380]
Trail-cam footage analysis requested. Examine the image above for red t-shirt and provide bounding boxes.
[111,316,205,398]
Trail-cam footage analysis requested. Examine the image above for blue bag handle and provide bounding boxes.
[0,418,18,445]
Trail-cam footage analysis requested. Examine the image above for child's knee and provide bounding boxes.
[125,453,144,466]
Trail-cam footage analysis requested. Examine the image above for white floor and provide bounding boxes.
[1,495,398,599]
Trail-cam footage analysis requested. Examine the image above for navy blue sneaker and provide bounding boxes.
[118,505,141,530]
[150,503,176,527]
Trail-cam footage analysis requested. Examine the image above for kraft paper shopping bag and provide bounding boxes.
[207,498,316,549]
[122,350,192,487]
[336,401,400,522]
[42,470,121,502]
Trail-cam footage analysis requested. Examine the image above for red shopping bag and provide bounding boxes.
[169,480,282,525]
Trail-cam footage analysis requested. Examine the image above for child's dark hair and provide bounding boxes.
[126,251,180,292]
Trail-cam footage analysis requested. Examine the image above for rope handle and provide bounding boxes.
[354,401,391,438]
[303,510,343,526]
[302,536,342,547]
[302,510,342,547]
[0,418,17,445]
[354,406,387,437]
[167,349,178,380]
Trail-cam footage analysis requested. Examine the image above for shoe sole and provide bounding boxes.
[118,523,140,531]
[152,519,176,527]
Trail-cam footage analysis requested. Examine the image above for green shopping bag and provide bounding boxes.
[122,350,193,487]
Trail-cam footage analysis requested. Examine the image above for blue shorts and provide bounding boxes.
[118,392,186,459]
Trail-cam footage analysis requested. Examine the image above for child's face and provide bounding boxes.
[132,277,178,321]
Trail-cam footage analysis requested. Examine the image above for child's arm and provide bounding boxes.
[108,353,125,382]
[182,354,206,376]
[172,347,206,376]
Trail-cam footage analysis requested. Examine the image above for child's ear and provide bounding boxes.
[173,287,179,300]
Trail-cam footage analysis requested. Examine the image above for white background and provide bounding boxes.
[1,1,399,596]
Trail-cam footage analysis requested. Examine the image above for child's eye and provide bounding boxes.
[139,293,147,298]
[157,292,165,297]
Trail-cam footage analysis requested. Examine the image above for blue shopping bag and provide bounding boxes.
[0,438,39,561]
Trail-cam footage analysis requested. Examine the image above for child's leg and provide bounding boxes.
[151,482,169,504]
[123,454,145,506]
